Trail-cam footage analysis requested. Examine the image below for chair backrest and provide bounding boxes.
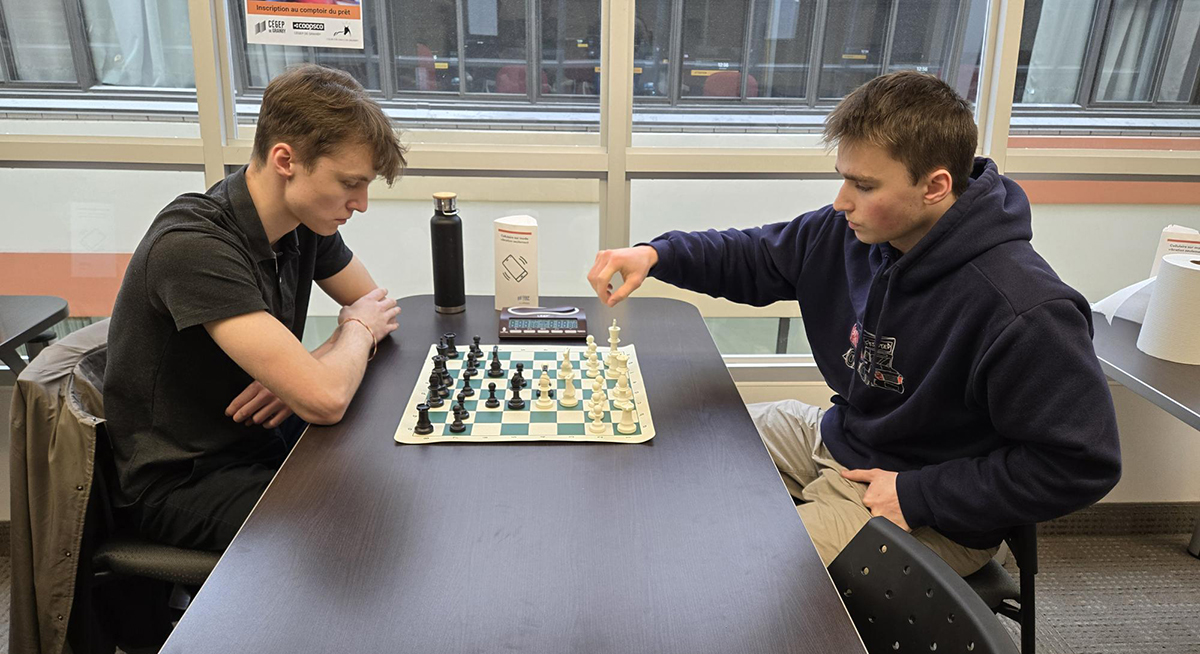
[829,518,1019,654]
[703,71,758,97]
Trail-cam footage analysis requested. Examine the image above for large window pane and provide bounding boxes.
[463,0,527,94]
[80,0,194,88]
[817,0,888,99]
[540,0,601,96]
[1157,0,1200,102]
[235,1,381,90]
[887,0,959,77]
[634,0,672,97]
[0,0,76,82]
[391,0,459,92]
[747,0,816,98]
[1014,0,1097,104]
[680,0,750,98]
[1095,0,1173,102]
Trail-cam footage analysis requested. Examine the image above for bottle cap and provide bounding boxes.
[433,192,458,214]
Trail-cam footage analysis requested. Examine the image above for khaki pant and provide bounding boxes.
[747,400,997,576]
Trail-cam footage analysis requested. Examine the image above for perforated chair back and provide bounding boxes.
[829,518,1019,654]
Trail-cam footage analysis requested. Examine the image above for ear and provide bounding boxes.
[267,143,297,180]
[922,168,954,205]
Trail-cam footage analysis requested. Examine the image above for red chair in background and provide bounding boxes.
[703,71,759,97]
[496,66,551,94]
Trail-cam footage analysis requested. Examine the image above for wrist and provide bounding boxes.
[340,317,377,360]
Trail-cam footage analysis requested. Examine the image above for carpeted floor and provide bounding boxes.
[3,532,1198,652]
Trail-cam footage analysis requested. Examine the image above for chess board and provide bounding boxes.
[394,343,655,444]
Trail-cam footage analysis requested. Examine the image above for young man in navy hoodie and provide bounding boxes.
[586,71,1122,575]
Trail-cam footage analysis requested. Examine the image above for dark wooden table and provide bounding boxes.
[1092,314,1200,557]
[163,295,865,653]
[0,295,69,375]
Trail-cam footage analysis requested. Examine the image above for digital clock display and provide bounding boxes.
[509,318,579,330]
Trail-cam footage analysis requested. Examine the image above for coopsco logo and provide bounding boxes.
[292,21,325,31]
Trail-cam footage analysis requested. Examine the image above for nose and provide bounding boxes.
[833,182,853,215]
[348,188,368,213]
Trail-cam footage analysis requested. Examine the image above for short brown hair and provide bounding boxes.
[824,71,976,197]
[253,64,407,184]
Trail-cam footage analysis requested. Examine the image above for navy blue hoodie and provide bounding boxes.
[647,158,1121,548]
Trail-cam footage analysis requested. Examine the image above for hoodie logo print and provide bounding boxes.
[844,323,906,394]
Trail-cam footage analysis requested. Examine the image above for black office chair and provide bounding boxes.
[829,517,1020,654]
[59,332,222,653]
[965,524,1037,654]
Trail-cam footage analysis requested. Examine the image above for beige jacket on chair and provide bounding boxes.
[9,319,109,654]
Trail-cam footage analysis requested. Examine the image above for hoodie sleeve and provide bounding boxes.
[895,298,1122,534]
[643,207,833,307]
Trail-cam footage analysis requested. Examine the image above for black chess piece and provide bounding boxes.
[448,413,466,433]
[434,355,452,388]
[414,403,434,435]
[513,362,526,389]
[461,370,476,396]
[507,376,525,410]
[427,370,441,396]
[454,399,470,422]
[436,339,448,359]
[426,387,444,409]
[485,382,500,409]
[488,347,504,378]
[471,335,483,358]
[445,332,459,359]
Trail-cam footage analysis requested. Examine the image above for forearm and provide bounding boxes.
[309,321,374,423]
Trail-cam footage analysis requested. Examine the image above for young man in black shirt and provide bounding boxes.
[105,64,406,551]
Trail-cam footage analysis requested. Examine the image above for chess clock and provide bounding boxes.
[499,306,588,340]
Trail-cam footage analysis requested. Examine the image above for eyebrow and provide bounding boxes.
[834,166,879,184]
[343,174,372,184]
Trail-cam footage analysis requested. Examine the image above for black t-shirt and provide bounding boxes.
[105,166,353,506]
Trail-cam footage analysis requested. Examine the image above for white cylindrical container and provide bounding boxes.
[1136,254,1200,365]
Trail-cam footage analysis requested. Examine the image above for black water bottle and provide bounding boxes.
[431,192,466,314]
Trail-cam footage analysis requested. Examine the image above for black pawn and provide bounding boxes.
[507,377,525,410]
[448,413,466,433]
[471,335,483,358]
[454,399,470,422]
[427,370,441,396]
[426,389,444,409]
[414,403,434,435]
[445,332,459,359]
[461,370,476,397]
[485,382,500,409]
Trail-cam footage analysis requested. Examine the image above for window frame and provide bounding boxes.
[1011,0,1200,123]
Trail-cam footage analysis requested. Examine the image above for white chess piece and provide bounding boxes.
[560,376,578,408]
[605,319,621,368]
[613,373,633,410]
[617,405,637,434]
[591,375,604,396]
[560,349,574,379]
[589,386,608,420]
[587,407,606,434]
[586,352,600,378]
[606,351,622,379]
[535,366,555,410]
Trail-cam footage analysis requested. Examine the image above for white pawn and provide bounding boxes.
[535,366,555,410]
[586,352,601,378]
[591,375,605,396]
[560,376,578,408]
[613,373,634,410]
[587,408,606,434]
[617,405,637,434]
[589,386,608,420]
[585,334,598,359]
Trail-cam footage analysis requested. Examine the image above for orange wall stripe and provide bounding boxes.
[0,253,131,317]
[1008,136,1200,151]
[1016,180,1200,205]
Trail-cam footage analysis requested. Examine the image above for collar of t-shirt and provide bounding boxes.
[226,165,301,264]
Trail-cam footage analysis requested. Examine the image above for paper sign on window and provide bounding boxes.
[246,1,364,50]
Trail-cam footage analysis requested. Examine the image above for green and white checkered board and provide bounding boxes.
[395,343,655,444]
